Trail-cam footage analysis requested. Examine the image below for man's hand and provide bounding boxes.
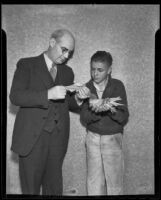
[48,86,67,100]
[75,85,91,100]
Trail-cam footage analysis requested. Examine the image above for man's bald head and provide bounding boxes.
[50,29,75,44]
[47,29,75,64]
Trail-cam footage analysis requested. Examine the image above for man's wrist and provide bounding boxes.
[47,89,53,100]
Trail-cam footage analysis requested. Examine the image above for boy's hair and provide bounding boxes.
[90,51,113,67]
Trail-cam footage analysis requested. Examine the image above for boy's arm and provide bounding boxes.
[68,83,90,113]
[66,71,82,113]
[67,92,81,113]
[80,99,101,126]
[108,81,129,126]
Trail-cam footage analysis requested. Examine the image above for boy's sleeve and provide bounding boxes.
[108,81,129,126]
[80,99,101,126]
[67,92,81,113]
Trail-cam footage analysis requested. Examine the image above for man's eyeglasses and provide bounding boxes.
[57,43,73,57]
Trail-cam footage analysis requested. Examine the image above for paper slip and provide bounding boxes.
[65,83,84,92]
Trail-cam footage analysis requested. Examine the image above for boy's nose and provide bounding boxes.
[94,71,98,76]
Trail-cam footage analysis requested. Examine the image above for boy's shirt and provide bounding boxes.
[80,75,129,135]
[93,79,108,99]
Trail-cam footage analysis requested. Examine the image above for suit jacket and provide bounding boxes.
[10,53,79,156]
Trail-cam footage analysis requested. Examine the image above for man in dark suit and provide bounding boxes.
[9,29,87,195]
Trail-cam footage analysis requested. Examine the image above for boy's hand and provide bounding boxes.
[89,99,104,112]
[75,85,91,99]
[65,83,83,92]
[89,97,123,113]
[89,98,116,113]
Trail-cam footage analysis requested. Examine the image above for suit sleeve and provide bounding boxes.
[80,99,101,126]
[9,59,48,108]
[108,81,129,126]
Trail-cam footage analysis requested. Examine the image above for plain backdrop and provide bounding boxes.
[2,4,159,195]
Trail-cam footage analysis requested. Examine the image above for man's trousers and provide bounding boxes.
[19,128,69,195]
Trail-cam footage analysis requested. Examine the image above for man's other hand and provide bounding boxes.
[48,86,67,100]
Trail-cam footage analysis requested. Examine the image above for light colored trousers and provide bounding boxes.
[85,130,124,195]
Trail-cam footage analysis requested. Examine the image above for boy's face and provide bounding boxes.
[91,61,111,84]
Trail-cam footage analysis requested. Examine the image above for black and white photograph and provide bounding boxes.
[1,4,160,197]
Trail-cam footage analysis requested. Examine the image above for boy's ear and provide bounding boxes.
[108,67,112,74]
[49,38,56,48]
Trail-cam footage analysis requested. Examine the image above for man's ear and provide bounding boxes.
[49,38,56,48]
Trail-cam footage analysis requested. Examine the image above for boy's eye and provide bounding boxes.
[98,69,104,72]
[91,69,104,72]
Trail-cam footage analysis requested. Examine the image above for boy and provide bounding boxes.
[80,51,129,195]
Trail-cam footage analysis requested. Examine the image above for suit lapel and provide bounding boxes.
[54,64,69,86]
[34,54,55,89]
[35,54,70,89]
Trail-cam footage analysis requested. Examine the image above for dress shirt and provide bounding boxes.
[43,53,57,74]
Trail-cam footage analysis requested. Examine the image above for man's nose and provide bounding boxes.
[63,51,70,59]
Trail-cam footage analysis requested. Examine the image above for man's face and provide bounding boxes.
[91,61,111,84]
[50,34,75,64]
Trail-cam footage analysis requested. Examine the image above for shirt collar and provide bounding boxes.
[43,53,53,71]
[93,77,109,92]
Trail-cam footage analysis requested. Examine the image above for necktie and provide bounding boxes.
[50,64,57,82]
